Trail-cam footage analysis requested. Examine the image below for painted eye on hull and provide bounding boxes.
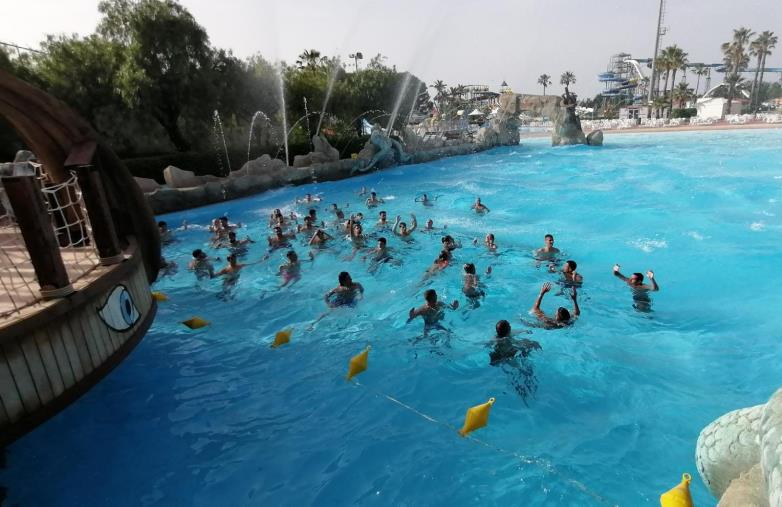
[98,285,140,332]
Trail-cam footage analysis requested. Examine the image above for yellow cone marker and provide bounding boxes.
[151,291,168,302]
[346,346,370,380]
[182,316,210,329]
[459,397,495,437]
[660,473,693,507]
[271,329,292,348]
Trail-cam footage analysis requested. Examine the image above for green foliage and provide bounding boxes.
[671,108,697,119]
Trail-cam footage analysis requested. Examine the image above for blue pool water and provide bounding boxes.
[3,129,782,506]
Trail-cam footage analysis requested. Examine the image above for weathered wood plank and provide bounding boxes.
[66,316,96,374]
[0,353,25,422]
[59,318,85,381]
[34,330,65,397]
[47,327,76,389]
[79,306,108,364]
[3,342,41,413]
[19,335,55,404]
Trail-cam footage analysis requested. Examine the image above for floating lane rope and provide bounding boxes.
[346,346,370,380]
[660,473,692,507]
[272,329,293,348]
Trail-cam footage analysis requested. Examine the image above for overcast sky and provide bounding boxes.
[4,0,781,97]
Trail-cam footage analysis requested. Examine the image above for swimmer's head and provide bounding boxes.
[426,219,433,228]
[475,197,481,204]
[442,235,455,248]
[496,319,511,337]
[545,234,554,244]
[227,253,237,264]
[338,271,352,287]
[423,193,428,199]
[629,273,644,286]
[303,216,312,224]
[331,203,338,209]
[399,222,407,231]
[352,223,363,235]
[306,193,311,199]
[464,263,476,274]
[192,249,206,259]
[286,250,298,262]
[379,211,387,220]
[424,289,438,304]
[378,237,387,247]
[564,260,577,273]
[274,226,283,236]
[486,233,495,242]
[220,216,229,225]
[157,221,168,231]
[371,191,377,197]
[308,209,317,218]
[228,231,237,240]
[556,307,571,322]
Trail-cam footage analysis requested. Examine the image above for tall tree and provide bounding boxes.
[430,80,447,108]
[665,46,688,113]
[751,31,778,108]
[537,74,551,96]
[692,64,707,96]
[721,27,754,116]
[97,0,216,151]
[560,71,576,96]
[673,82,694,109]
[296,49,323,70]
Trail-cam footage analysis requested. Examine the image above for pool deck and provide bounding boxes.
[520,121,782,139]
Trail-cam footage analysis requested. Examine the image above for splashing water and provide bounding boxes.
[315,58,341,135]
[212,110,231,176]
[387,72,412,135]
[405,81,424,126]
[303,97,312,149]
[247,111,272,162]
[276,63,289,166]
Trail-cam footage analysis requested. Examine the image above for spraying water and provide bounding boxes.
[315,57,342,135]
[247,111,272,162]
[303,97,312,148]
[212,110,231,176]
[386,72,412,135]
[405,81,424,126]
[276,63,290,166]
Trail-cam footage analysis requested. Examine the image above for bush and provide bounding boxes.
[671,108,697,119]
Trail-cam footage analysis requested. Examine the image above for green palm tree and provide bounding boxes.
[431,80,447,106]
[560,71,576,96]
[692,64,707,96]
[665,46,688,113]
[751,31,778,108]
[656,50,672,101]
[673,82,694,109]
[296,49,322,70]
[651,96,668,119]
[537,74,552,95]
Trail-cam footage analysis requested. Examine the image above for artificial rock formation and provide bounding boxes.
[551,91,603,147]
[292,134,340,168]
[696,387,782,506]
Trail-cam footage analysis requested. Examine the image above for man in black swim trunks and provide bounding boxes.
[612,264,659,311]
[407,289,458,335]
[324,271,365,308]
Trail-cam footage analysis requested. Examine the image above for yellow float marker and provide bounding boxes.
[458,397,495,437]
[271,329,292,348]
[182,316,210,329]
[151,291,168,302]
[346,346,370,380]
[660,473,693,507]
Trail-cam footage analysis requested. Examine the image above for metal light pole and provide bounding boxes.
[349,52,363,71]
[647,0,666,117]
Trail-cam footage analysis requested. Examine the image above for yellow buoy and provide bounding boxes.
[346,346,370,380]
[151,291,168,302]
[271,329,292,348]
[459,397,495,437]
[182,316,210,329]
[660,473,693,507]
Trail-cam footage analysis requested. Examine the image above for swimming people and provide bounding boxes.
[278,250,301,287]
[441,235,461,259]
[471,197,490,214]
[324,271,365,308]
[331,203,345,221]
[298,215,316,233]
[376,210,390,229]
[422,250,451,281]
[308,228,334,248]
[363,237,398,273]
[407,288,459,335]
[415,193,437,206]
[268,226,295,250]
[393,214,417,239]
[530,282,580,328]
[535,234,560,260]
[552,260,583,285]
[489,320,541,366]
[188,249,218,280]
[474,233,497,252]
[612,264,659,311]
[366,191,384,208]
[423,219,446,231]
[297,193,321,204]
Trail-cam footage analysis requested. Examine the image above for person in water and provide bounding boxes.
[298,215,317,233]
[423,219,446,231]
[158,221,185,244]
[393,214,417,238]
[188,249,218,280]
[489,320,541,366]
[278,250,301,287]
[474,233,497,252]
[462,263,486,298]
[421,250,451,281]
[366,191,384,208]
[363,237,399,273]
[296,193,321,204]
[376,210,390,229]
[331,203,345,221]
[552,259,582,285]
[407,288,459,334]
[308,228,334,248]
[268,226,295,250]
[471,197,490,214]
[227,231,254,256]
[535,234,560,260]
[613,264,659,311]
[531,282,580,328]
[441,235,461,259]
[324,271,365,308]
[415,193,437,206]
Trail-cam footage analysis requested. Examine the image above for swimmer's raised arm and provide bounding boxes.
[571,287,580,317]
[393,215,401,236]
[645,270,659,291]
[408,214,417,232]
[613,264,628,281]
[532,282,551,316]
